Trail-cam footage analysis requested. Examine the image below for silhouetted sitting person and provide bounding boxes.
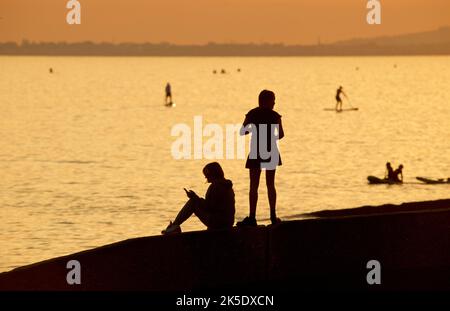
[162,162,235,234]
[393,164,404,183]
[385,162,395,181]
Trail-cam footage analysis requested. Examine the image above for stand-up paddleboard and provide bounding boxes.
[416,177,450,184]
[165,101,176,107]
[324,108,359,112]
[367,176,402,185]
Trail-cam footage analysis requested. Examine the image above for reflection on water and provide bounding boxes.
[1,56,450,271]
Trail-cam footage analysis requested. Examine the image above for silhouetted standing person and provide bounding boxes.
[49,68,53,74]
[162,162,235,234]
[237,90,284,227]
[335,86,347,111]
[165,82,172,105]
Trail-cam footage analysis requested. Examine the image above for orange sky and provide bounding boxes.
[0,0,449,44]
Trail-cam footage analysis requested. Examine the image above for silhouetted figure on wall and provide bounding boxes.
[237,90,284,227]
[162,162,235,234]
[335,86,347,111]
[165,82,172,105]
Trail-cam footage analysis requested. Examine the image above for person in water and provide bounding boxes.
[237,90,284,227]
[385,162,395,180]
[162,162,235,234]
[393,164,404,183]
[165,82,172,105]
[335,86,347,111]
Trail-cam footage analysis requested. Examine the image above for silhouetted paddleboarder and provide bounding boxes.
[162,162,235,234]
[385,162,395,180]
[165,82,172,105]
[393,164,404,183]
[237,90,284,227]
[335,86,348,111]
[368,162,403,184]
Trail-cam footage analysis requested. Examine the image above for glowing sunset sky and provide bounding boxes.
[0,0,449,44]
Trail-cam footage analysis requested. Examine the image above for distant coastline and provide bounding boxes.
[1,27,450,56]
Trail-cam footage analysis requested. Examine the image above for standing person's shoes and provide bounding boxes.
[270,217,282,225]
[236,216,258,227]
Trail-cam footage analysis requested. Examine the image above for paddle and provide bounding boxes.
[346,98,358,111]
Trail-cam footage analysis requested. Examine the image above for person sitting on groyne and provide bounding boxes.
[162,162,235,234]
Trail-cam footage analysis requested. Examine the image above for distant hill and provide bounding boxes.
[335,26,450,47]
[1,27,450,56]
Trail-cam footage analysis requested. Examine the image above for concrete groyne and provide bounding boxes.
[1,199,449,291]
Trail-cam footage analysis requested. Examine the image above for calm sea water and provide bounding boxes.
[1,56,450,272]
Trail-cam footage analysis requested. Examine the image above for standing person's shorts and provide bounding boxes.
[245,154,282,169]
